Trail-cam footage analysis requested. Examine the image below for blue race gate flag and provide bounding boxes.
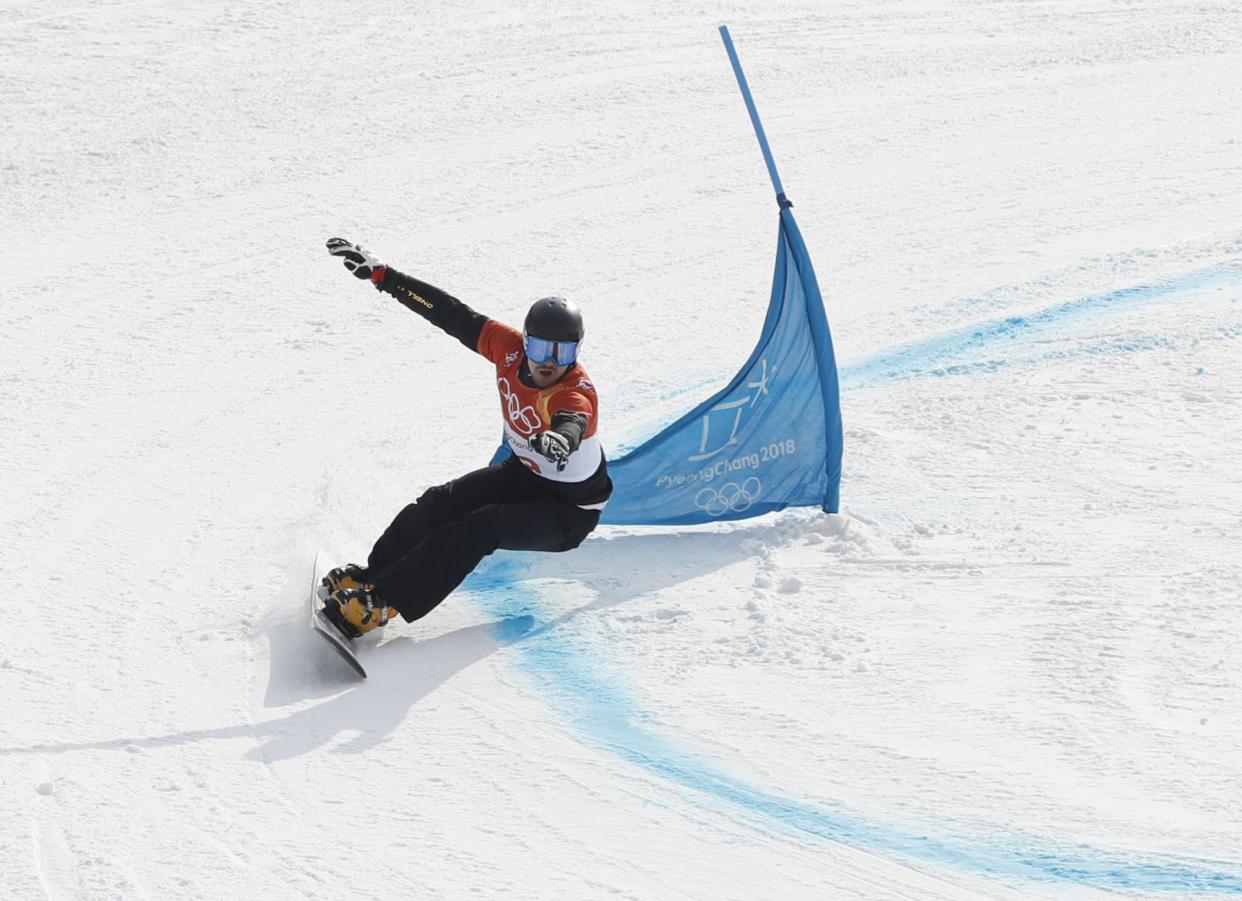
[597,27,843,525]
[599,206,842,525]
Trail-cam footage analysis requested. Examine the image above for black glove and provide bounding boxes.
[531,431,571,470]
[326,237,386,283]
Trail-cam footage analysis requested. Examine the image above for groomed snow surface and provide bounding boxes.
[3,2,1241,898]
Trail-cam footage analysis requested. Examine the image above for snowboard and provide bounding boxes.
[309,551,367,679]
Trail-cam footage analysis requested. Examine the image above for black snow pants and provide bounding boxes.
[363,458,601,622]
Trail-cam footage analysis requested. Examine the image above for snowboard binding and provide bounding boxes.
[321,563,368,595]
[323,586,396,639]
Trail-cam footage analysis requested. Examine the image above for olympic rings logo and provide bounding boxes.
[497,377,543,436]
[694,477,762,516]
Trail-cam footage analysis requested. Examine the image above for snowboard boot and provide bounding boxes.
[322,563,369,594]
[324,586,399,639]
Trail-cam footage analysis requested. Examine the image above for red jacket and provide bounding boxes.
[377,269,612,509]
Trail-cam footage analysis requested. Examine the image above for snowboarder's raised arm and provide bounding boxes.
[326,237,488,353]
[376,269,488,352]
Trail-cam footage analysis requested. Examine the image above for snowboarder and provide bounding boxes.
[320,238,612,637]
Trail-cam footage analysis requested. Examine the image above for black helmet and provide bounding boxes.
[524,296,584,343]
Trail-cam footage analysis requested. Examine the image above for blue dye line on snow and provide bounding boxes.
[470,561,1242,893]
[840,263,1242,391]
[465,266,1242,891]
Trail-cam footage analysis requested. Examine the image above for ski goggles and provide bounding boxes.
[524,334,580,366]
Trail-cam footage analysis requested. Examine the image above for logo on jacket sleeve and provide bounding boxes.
[405,289,434,310]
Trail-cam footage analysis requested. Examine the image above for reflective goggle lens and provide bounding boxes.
[524,335,579,366]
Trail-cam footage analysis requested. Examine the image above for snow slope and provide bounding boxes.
[2,1,1241,898]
